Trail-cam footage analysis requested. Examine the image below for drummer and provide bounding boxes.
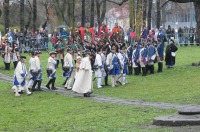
[63,47,75,90]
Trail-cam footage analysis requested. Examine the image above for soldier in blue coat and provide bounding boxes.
[156,39,164,73]
[147,41,156,74]
[106,44,121,87]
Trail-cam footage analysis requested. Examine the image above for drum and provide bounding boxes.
[62,66,71,73]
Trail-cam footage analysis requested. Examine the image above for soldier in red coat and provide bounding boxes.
[86,23,95,40]
[77,22,85,41]
[110,22,122,43]
[98,22,109,38]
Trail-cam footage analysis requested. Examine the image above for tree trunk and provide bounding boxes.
[156,0,161,29]
[96,0,101,27]
[81,0,85,27]
[147,0,153,32]
[143,0,147,27]
[100,0,107,23]
[68,1,74,27]
[90,0,95,27]
[129,0,134,28]
[20,0,24,32]
[194,1,200,44]
[3,0,9,33]
[33,0,37,32]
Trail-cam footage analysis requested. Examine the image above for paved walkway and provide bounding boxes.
[1,73,200,110]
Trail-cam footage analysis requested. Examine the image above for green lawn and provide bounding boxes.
[0,82,174,132]
[1,46,200,104]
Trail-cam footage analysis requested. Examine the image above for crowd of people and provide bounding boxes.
[1,21,180,97]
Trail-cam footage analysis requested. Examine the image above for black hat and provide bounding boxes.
[67,47,73,52]
[49,51,57,55]
[57,39,63,42]
[120,43,126,50]
[83,49,91,55]
[20,56,26,59]
[96,47,102,52]
[34,50,42,55]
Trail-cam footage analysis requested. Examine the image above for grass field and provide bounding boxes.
[0,82,175,131]
[1,46,200,104]
[1,46,200,131]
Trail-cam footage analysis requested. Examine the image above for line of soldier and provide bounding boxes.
[11,21,178,97]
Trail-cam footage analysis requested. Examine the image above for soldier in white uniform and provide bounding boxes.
[27,51,35,89]
[12,42,20,69]
[119,44,129,85]
[63,48,75,90]
[72,50,93,97]
[31,51,43,91]
[100,47,108,86]
[46,51,57,90]
[12,56,32,96]
[4,41,12,70]
[94,48,104,88]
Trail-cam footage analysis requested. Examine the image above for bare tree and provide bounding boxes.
[20,0,24,31]
[82,0,86,27]
[147,0,153,31]
[156,0,161,29]
[90,0,95,27]
[3,0,10,33]
[33,0,37,32]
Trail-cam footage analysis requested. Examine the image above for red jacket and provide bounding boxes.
[79,26,85,40]
[88,27,95,39]
[98,26,108,37]
[110,27,121,38]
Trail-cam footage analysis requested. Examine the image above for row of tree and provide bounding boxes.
[1,0,200,41]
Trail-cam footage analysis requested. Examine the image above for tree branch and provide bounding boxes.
[106,0,128,6]
[168,0,194,3]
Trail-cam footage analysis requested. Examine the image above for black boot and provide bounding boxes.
[62,78,67,85]
[134,67,139,76]
[32,80,38,91]
[142,67,146,76]
[105,74,109,86]
[46,79,53,89]
[150,65,154,74]
[7,63,10,70]
[13,61,18,69]
[158,62,163,73]
[61,59,64,68]
[83,92,91,97]
[51,78,57,90]
[56,60,59,68]
[37,80,42,91]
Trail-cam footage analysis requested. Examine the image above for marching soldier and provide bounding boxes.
[156,39,164,73]
[12,42,20,69]
[119,44,129,85]
[132,45,139,76]
[46,51,57,90]
[4,41,12,70]
[27,51,35,89]
[101,46,109,86]
[31,51,42,91]
[63,48,75,90]
[139,43,147,76]
[12,56,32,96]
[106,44,121,87]
[54,39,65,68]
[94,48,104,88]
[147,41,156,74]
